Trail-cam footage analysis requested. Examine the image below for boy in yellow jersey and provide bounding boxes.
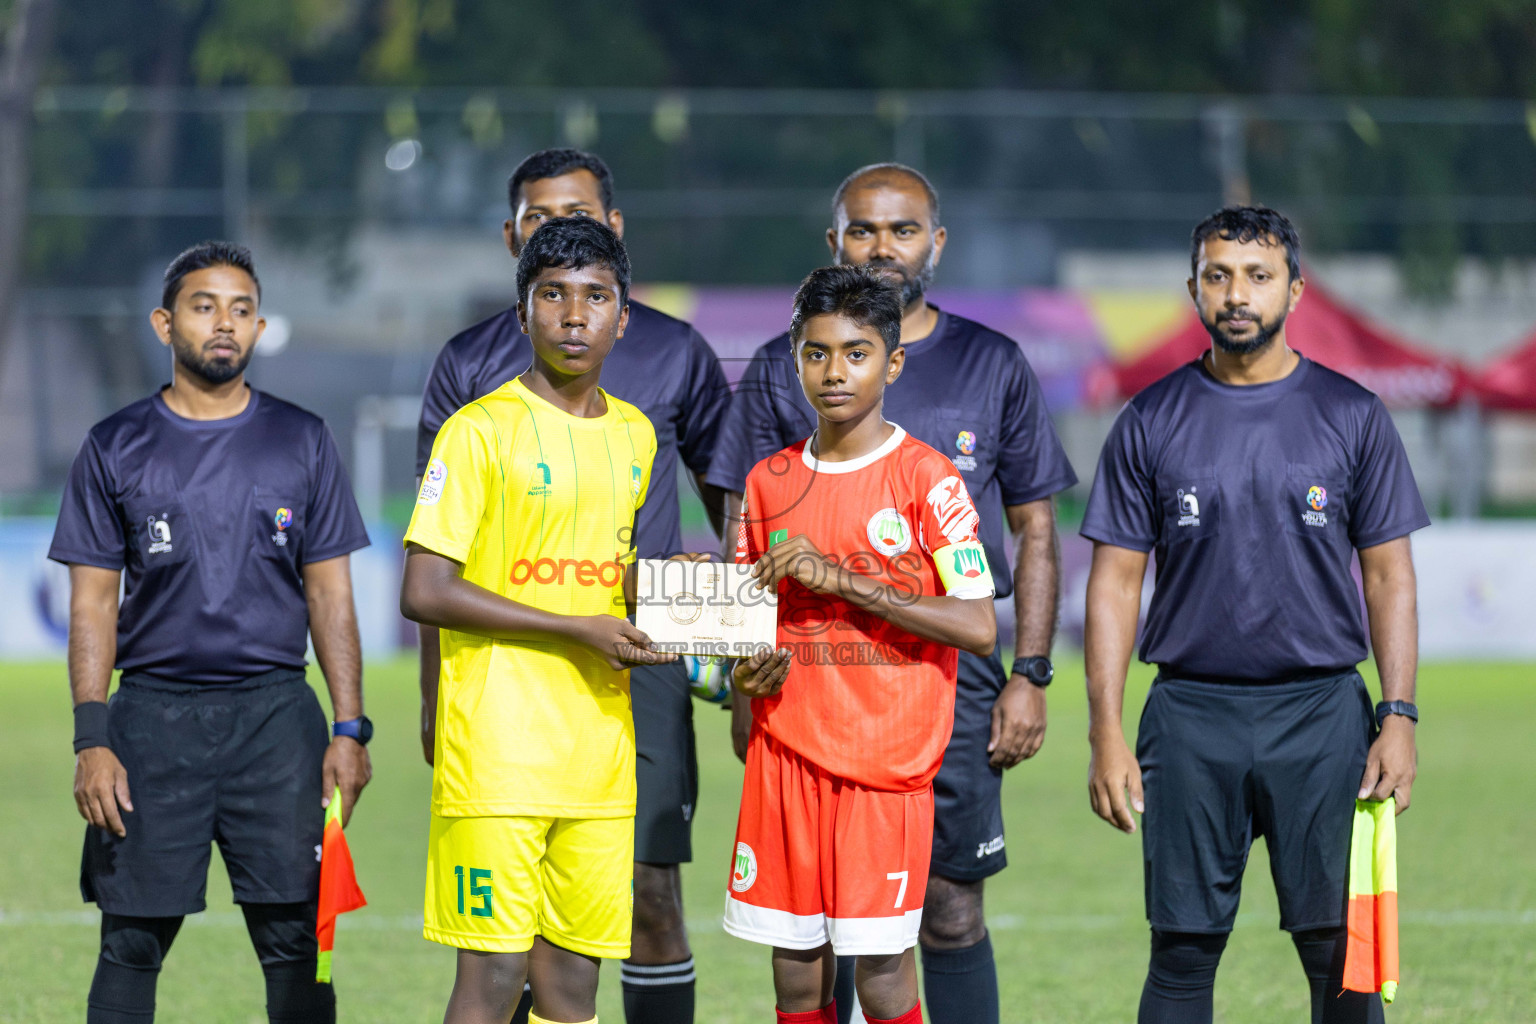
[400,217,671,1024]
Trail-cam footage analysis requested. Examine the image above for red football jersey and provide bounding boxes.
[736,425,994,792]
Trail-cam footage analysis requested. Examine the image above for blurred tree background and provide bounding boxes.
[7,0,1536,316]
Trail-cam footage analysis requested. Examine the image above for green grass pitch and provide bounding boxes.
[1,658,1533,1022]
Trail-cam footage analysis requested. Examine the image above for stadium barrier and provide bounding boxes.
[0,518,1529,662]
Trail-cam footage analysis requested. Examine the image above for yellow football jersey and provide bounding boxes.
[404,376,657,818]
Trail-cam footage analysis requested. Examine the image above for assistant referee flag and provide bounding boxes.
[316,786,367,983]
[1343,797,1399,1004]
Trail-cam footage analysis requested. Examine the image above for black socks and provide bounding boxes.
[621,958,696,1023]
[921,932,999,1024]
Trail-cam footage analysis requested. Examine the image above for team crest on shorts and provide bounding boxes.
[866,508,912,557]
[732,842,758,893]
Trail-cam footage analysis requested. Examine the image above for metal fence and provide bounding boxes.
[11,86,1536,503]
[25,86,1536,282]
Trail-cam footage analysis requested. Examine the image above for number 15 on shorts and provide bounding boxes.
[454,865,493,918]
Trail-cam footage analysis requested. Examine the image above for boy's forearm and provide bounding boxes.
[832,568,996,656]
[402,562,593,645]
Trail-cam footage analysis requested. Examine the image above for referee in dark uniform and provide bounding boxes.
[52,242,374,1024]
[415,148,731,1024]
[1082,207,1424,1024]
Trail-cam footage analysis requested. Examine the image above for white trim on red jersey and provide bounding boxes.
[800,424,907,474]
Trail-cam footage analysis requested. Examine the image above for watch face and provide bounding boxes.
[358,716,374,744]
[1025,657,1053,684]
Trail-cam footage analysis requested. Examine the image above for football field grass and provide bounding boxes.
[1,658,1532,1023]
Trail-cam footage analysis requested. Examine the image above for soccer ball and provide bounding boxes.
[685,654,731,704]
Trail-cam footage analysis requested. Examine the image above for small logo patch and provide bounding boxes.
[953,546,986,579]
[272,507,293,547]
[1302,485,1330,527]
[1176,487,1201,527]
[527,461,552,497]
[631,460,644,502]
[955,430,977,456]
[866,508,913,557]
[768,529,788,547]
[146,516,173,555]
[418,459,447,505]
[731,842,758,893]
[976,835,1005,858]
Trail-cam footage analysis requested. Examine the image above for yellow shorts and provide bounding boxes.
[423,813,634,957]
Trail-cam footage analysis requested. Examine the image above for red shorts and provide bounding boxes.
[723,728,933,956]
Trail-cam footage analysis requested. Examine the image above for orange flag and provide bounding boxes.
[1343,797,1398,1004]
[315,785,367,983]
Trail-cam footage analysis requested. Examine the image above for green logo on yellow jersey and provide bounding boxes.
[527,462,552,497]
[631,460,644,501]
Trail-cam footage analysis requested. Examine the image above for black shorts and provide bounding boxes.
[930,649,1009,882]
[81,670,329,917]
[1136,669,1375,934]
[631,659,698,865]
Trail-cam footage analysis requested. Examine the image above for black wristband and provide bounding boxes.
[73,701,111,753]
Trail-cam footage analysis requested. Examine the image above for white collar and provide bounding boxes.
[801,425,906,474]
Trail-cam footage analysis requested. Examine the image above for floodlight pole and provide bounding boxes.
[222,99,249,243]
[1205,104,1250,207]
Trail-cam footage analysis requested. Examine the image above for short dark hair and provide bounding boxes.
[1190,205,1301,282]
[161,241,259,310]
[789,265,904,355]
[507,148,615,214]
[515,216,631,305]
[832,162,941,229]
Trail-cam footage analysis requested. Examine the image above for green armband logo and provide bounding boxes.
[935,540,991,594]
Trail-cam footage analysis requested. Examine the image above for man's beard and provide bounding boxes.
[844,244,937,306]
[172,334,253,385]
[1203,307,1287,356]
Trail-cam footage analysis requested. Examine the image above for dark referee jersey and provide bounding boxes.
[49,389,371,684]
[416,301,730,560]
[1081,356,1430,681]
[705,308,1077,599]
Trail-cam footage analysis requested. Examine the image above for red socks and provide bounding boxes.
[777,998,920,1024]
[776,1004,838,1024]
[864,1001,923,1024]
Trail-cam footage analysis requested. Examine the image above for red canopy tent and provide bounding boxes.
[1102,279,1471,408]
[1471,330,1536,411]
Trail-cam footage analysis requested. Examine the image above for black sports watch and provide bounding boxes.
[1374,701,1418,728]
[333,715,374,746]
[1012,656,1054,689]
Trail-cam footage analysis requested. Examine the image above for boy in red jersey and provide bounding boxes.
[725,265,998,1024]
